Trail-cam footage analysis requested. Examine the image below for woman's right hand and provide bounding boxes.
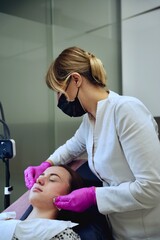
[24,161,51,189]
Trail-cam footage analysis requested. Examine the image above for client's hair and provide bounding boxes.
[58,164,84,192]
[57,165,85,223]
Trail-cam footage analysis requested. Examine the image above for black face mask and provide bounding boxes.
[57,90,86,117]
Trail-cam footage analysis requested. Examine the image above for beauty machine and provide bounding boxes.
[0,102,16,209]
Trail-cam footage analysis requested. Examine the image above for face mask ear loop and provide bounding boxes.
[75,87,80,98]
[76,87,86,113]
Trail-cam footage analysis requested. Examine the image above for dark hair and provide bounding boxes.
[57,165,87,223]
[58,164,84,192]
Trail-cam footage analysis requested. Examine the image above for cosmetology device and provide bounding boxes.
[0,102,16,209]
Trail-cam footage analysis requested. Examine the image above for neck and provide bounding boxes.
[26,207,58,220]
[80,85,109,118]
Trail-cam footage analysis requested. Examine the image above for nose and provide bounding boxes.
[36,175,45,185]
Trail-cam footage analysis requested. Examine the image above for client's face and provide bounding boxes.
[29,166,71,209]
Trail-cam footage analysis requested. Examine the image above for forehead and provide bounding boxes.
[44,166,71,181]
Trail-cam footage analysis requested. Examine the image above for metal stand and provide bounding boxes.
[0,102,14,209]
[3,158,13,209]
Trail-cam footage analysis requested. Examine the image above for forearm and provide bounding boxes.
[45,159,54,165]
[48,118,87,165]
[48,137,86,166]
[96,176,160,215]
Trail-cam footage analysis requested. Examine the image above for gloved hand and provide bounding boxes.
[54,186,96,212]
[24,161,51,189]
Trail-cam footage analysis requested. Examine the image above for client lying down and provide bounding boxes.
[0,165,84,240]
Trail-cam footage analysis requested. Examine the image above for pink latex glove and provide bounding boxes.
[24,161,51,189]
[54,186,96,212]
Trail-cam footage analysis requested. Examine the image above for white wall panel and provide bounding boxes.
[122,9,160,116]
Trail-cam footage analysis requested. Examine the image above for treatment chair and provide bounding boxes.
[3,159,113,240]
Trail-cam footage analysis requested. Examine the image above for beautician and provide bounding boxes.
[24,47,160,239]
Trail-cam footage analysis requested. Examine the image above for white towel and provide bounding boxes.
[0,218,78,240]
[0,219,21,240]
[0,211,16,220]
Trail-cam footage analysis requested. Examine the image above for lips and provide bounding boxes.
[32,184,43,192]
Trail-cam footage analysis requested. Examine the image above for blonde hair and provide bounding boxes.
[45,46,108,92]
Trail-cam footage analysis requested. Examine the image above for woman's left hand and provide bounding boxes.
[54,186,96,212]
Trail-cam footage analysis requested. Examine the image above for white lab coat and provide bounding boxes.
[49,91,160,239]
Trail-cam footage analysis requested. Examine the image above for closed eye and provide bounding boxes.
[49,176,60,182]
[49,178,56,182]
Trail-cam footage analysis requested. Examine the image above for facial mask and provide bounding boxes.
[57,93,86,117]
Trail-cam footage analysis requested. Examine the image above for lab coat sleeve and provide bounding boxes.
[48,115,88,165]
[96,99,160,215]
